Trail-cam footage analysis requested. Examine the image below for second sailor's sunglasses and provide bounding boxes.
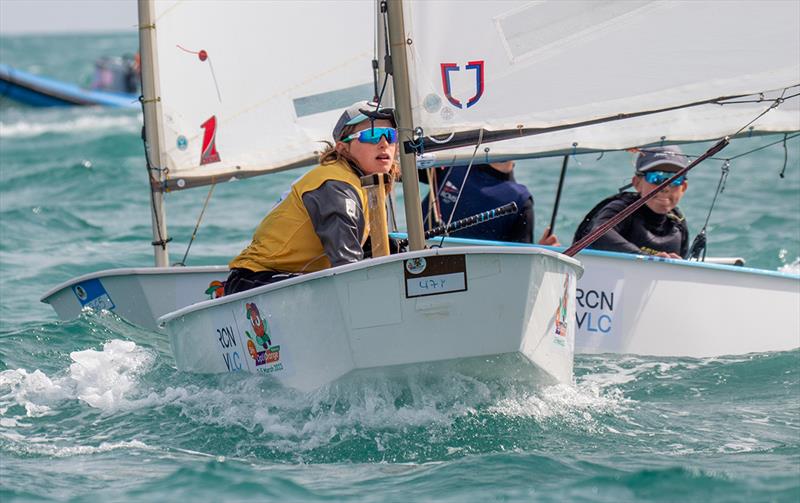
[637,170,686,186]
[342,127,398,144]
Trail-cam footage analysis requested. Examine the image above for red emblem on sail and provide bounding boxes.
[440,60,485,109]
[199,115,221,165]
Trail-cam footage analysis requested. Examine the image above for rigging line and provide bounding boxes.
[176,182,216,266]
[688,160,729,262]
[373,1,392,110]
[371,0,379,101]
[702,161,730,231]
[138,96,169,250]
[780,133,789,178]
[547,154,570,237]
[730,87,789,137]
[437,129,485,248]
[714,92,800,104]
[176,45,222,103]
[725,131,800,160]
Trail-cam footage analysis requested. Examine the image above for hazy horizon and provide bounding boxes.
[0,0,137,36]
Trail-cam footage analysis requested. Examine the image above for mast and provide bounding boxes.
[138,0,170,267]
[386,0,424,251]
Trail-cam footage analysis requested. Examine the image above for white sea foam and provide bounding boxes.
[2,343,639,454]
[778,256,800,275]
[69,339,154,409]
[486,381,629,430]
[577,358,688,388]
[0,114,141,138]
[0,368,72,417]
[16,439,152,458]
[0,339,154,417]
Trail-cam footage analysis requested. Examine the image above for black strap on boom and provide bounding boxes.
[395,202,518,249]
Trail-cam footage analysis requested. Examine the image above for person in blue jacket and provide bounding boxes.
[421,160,559,245]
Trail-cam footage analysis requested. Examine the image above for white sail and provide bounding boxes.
[151,0,376,190]
[401,0,800,157]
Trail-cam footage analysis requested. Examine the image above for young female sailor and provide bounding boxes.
[224,101,398,295]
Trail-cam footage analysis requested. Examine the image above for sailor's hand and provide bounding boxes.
[655,251,682,259]
[537,228,561,246]
[389,236,408,254]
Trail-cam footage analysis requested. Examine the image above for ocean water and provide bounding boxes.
[1,33,799,502]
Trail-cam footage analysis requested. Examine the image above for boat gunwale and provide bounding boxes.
[400,233,800,280]
[39,265,230,303]
[157,246,582,326]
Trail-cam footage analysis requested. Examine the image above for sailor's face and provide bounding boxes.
[632,167,688,215]
[340,119,397,175]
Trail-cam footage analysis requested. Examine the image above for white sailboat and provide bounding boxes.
[395,0,800,357]
[41,1,799,360]
[43,0,583,391]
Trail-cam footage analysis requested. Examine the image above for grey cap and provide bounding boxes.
[332,100,396,141]
[635,145,689,173]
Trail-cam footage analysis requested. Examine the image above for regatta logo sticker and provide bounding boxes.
[72,278,115,312]
[553,274,570,346]
[440,60,485,109]
[244,302,283,373]
[405,257,427,274]
[199,115,221,165]
[205,280,225,299]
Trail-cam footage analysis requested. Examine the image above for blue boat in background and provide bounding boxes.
[0,56,140,108]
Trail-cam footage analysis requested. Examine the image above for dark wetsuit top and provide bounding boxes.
[421,164,534,243]
[573,192,689,257]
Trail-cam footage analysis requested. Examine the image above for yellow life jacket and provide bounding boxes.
[229,159,369,273]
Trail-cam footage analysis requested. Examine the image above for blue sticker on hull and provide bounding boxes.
[72,278,115,311]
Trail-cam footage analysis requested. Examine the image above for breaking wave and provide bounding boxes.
[0,113,141,138]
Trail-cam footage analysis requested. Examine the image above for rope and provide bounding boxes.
[138,95,171,251]
[780,133,789,179]
[730,87,789,137]
[175,183,216,266]
[688,160,730,261]
[437,129,485,247]
[373,1,391,109]
[724,131,800,161]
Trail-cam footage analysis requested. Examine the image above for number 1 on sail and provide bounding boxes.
[200,115,221,165]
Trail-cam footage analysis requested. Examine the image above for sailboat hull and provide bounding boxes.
[41,243,799,359]
[0,64,139,108]
[429,237,800,357]
[41,266,228,331]
[158,247,581,391]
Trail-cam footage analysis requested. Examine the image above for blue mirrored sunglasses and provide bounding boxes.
[343,127,397,144]
[639,170,686,186]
